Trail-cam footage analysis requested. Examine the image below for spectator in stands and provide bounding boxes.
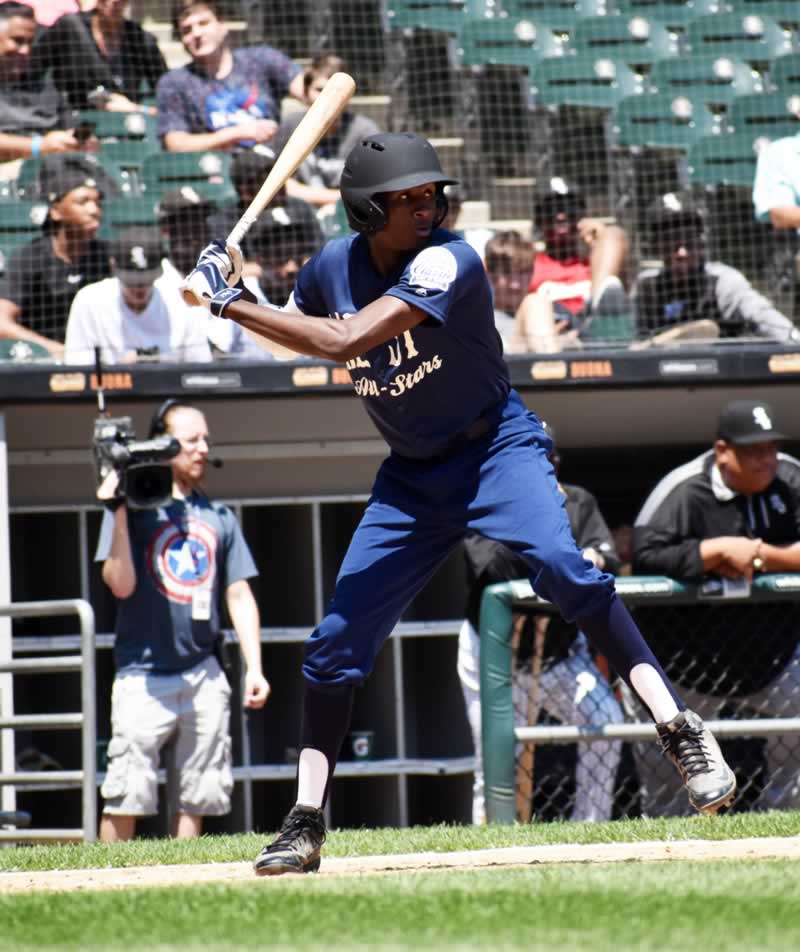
[157,0,304,153]
[752,127,800,232]
[208,144,320,278]
[64,226,213,364]
[239,206,325,360]
[518,178,630,352]
[482,230,536,353]
[632,192,800,344]
[0,153,110,357]
[631,398,800,815]
[458,422,625,824]
[250,207,324,307]
[95,398,269,841]
[274,53,380,211]
[0,2,97,169]
[155,185,264,359]
[26,0,166,112]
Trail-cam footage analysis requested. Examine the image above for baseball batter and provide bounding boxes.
[185,132,736,875]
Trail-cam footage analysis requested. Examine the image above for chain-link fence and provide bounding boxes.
[480,574,800,823]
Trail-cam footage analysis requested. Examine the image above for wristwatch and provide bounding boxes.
[752,542,765,573]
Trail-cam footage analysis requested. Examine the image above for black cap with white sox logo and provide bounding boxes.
[717,399,787,445]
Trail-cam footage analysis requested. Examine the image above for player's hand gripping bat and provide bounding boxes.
[181,71,356,307]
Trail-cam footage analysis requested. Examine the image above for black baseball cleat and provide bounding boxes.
[656,709,737,815]
[253,804,327,876]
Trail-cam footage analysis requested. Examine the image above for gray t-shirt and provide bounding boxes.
[96,492,257,673]
[274,110,380,188]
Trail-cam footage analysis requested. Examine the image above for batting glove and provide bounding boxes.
[184,271,256,318]
[196,239,234,282]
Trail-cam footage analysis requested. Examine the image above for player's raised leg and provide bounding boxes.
[468,413,736,815]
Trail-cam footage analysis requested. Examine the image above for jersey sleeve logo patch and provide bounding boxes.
[408,246,457,292]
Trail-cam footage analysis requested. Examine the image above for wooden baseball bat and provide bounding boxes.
[181,71,356,306]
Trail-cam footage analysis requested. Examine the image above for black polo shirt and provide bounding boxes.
[0,235,111,342]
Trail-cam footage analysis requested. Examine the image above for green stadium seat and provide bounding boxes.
[685,13,793,69]
[612,92,719,151]
[686,131,771,188]
[0,199,51,247]
[610,92,719,239]
[770,51,800,92]
[614,0,722,33]
[649,54,763,111]
[728,91,800,139]
[531,54,643,109]
[725,0,800,32]
[456,17,564,178]
[572,15,679,71]
[384,1,494,133]
[15,153,131,200]
[457,16,563,68]
[0,338,51,361]
[141,151,235,202]
[385,0,488,34]
[99,141,157,194]
[75,109,158,143]
[580,312,636,345]
[99,195,160,240]
[502,0,608,37]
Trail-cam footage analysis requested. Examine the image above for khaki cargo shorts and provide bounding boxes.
[101,655,233,817]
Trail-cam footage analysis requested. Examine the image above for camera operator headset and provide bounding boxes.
[94,397,269,843]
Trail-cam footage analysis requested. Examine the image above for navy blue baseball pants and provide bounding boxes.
[303,391,681,710]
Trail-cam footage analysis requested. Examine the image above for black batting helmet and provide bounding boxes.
[340,132,457,234]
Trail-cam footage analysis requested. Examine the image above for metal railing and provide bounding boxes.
[480,574,800,824]
[0,599,96,842]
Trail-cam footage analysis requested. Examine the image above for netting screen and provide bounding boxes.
[1,1,799,361]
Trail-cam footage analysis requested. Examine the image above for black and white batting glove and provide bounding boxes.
[197,239,234,281]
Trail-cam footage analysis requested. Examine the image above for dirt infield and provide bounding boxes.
[0,836,797,893]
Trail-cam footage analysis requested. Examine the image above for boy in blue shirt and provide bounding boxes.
[185,133,736,874]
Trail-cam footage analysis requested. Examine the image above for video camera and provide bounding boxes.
[93,416,180,510]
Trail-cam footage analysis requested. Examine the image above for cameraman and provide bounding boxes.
[95,399,269,841]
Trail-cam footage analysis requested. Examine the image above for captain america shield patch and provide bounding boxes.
[147,517,218,603]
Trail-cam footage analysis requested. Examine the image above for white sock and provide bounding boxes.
[630,663,680,724]
[296,748,329,809]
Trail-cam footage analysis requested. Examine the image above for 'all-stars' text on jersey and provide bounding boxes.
[293,229,511,459]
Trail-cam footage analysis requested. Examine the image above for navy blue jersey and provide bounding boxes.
[293,230,510,458]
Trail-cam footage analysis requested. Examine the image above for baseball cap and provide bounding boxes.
[156,186,215,223]
[717,399,787,445]
[249,204,323,256]
[38,154,103,205]
[533,177,587,224]
[647,191,704,232]
[230,145,277,188]
[111,227,163,286]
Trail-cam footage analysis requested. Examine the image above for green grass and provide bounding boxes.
[1,810,798,873]
[2,861,799,951]
[2,814,798,950]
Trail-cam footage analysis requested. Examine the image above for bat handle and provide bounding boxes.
[227,215,256,249]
